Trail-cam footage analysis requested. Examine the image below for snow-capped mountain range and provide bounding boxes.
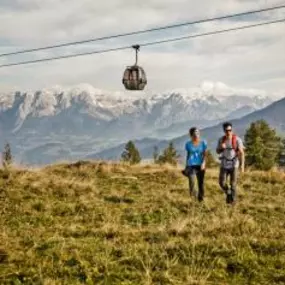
[0,82,281,165]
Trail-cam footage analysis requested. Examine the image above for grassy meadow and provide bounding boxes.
[0,161,285,284]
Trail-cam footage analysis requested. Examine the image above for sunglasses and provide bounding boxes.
[224,129,232,132]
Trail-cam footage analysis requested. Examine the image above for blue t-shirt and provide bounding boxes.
[185,140,207,166]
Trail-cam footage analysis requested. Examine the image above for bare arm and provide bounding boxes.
[216,139,224,154]
[201,141,207,170]
[186,151,190,167]
[201,150,207,170]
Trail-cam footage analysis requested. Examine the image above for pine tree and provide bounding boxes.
[244,120,282,170]
[279,139,285,167]
[2,143,13,168]
[153,146,159,164]
[121,141,141,165]
[157,142,180,166]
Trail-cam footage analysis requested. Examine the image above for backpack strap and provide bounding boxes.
[222,135,238,151]
[232,134,239,154]
[221,135,239,161]
[232,134,237,151]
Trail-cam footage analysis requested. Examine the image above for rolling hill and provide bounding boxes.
[1,162,285,284]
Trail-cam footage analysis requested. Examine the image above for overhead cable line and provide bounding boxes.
[0,4,285,58]
[0,18,284,69]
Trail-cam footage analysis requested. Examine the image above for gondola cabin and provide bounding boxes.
[122,45,147,91]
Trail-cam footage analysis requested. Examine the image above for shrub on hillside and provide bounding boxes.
[2,143,13,168]
[244,120,282,171]
[279,139,285,167]
[206,150,219,168]
[153,146,159,164]
[157,142,180,166]
[121,141,141,165]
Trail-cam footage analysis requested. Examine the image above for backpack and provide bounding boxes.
[221,134,239,160]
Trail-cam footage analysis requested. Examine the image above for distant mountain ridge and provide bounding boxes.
[92,97,285,161]
[0,82,280,165]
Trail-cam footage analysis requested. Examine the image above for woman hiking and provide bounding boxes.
[182,127,207,202]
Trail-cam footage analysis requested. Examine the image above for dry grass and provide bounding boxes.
[0,162,285,285]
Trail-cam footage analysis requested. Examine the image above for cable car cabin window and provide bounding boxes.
[130,70,137,80]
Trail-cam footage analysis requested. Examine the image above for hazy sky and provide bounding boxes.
[0,0,284,93]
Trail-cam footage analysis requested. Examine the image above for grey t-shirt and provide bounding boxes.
[217,136,244,169]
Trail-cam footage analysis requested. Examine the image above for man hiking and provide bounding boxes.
[216,122,245,205]
[182,127,207,202]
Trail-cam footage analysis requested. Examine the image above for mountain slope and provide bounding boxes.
[0,83,277,164]
[92,97,285,160]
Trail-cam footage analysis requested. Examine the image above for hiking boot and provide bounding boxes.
[226,194,231,204]
[198,196,204,202]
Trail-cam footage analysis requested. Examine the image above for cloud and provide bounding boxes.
[0,0,284,93]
